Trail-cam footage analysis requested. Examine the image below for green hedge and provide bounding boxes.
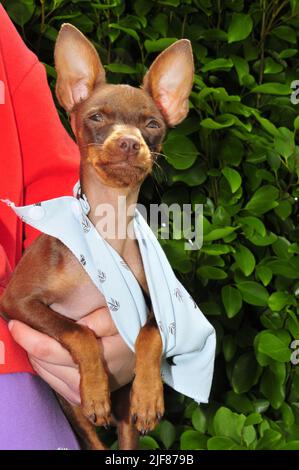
[3,0,299,450]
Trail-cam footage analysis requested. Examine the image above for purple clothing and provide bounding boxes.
[0,372,80,450]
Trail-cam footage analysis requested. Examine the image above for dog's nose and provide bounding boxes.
[117,136,140,155]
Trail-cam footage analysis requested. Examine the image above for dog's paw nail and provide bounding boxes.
[140,429,148,436]
[104,424,110,430]
[157,413,162,421]
[131,414,137,424]
[89,413,97,424]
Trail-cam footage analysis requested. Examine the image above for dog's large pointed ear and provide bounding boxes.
[142,40,194,127]
[54,23,106,113]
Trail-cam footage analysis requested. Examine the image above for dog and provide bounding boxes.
[0,24,194,450]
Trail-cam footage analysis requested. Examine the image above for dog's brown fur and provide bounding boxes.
[0,24,194,449]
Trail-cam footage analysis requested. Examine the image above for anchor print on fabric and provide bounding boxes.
[174,287,183,302]
[79,254,86,266]
[107,298,120,312]
[169,322,176,335]
[97,269,106,283]
[81,214,91,233]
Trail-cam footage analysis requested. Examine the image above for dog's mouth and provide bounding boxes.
[84,132,153,187]
[85,145,152,188]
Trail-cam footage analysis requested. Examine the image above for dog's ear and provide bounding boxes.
[54,23,105,112]
[142,40,194,127]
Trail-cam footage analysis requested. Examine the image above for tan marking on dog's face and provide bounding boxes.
[73,84,166,188]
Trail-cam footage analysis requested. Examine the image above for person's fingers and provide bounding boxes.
[9,320,75,367]
[78,307,118,337]
[29,356,80,395]
[30,358,80,405]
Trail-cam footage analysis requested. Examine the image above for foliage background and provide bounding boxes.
[2,0,299,450]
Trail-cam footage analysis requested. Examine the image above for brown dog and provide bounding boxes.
[0,24,194,450]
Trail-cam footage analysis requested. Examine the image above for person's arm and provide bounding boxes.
[9,310,135,403]
[0,4,134,393]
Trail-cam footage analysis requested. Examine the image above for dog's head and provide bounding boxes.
[54,24,194,189]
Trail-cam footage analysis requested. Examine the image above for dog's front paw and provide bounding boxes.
[130,375,164,434]
[81,378,111,427]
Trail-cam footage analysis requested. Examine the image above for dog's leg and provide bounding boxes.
[57,395,107,450]
[112,384,139,450]
[1,297,111,428]
[130,313,164,434]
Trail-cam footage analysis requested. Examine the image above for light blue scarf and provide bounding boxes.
[3,183,216,403]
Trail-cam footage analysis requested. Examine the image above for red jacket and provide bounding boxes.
[0,5,80,374]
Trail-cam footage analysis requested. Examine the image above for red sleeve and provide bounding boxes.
[0,4,80,374]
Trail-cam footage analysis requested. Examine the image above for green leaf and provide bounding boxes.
[168,161,207,186]
[248,231,277,246]
[202,58,233,72]
[109,23,140,41]
[279,48,298,59]
[280,441,299,450]
[197,266,228,280]
[228,13,253,43]
[221,285,243,318]
[274,127,294,159]
[192,407,207,433]
[213,407,246,444]
[155,420,176,449]
[180,430,207,450]
[207,436,243,450]
[268,292,294,311]
[233,244,255,276]
[163,135,198,170]
[256,429,284,450]
[139,436,160,449]
[272,26,297,44]
[256,266,272,286]
[244,413,263,426]
[231,352,261,393]
[255,115,279,137]
[238,216,266,236]
[201,244,233,255]
[264,57,284,75]
[256,331,291,362]
[201,116,235,129]
[144,38,177,52]
[105,64,137,74]
[251,83,291,95]
[221,167,242,193]
[280,402,295,427]
[265,259,298,279]
[223,335,237,362]
[134,0,153,16]
[237,281,268,306]
[231,55,249,85]
[244,185,279,215]
[5,0,34,26]
[204,226,237,242]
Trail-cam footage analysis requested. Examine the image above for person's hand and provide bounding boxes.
[8,307,135,405]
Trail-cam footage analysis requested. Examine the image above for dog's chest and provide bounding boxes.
[50,275,107,320]
[49,238,148,321]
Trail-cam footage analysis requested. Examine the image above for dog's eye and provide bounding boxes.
[146,119,160,129]
[89,113,104,122]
